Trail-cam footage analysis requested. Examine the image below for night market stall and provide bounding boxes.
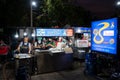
[74,27,91,60]
[32,28,74,74]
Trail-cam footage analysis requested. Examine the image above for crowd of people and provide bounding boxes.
[0,36,73,55]
[14,36,73,54]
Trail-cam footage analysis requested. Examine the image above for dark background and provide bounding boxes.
[0,0,118,27]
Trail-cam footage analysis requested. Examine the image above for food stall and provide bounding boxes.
[33,28,74,74]
[74,27,91,60]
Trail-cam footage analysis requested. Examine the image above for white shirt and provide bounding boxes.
[56,42,64,49]
[19,42,31,48]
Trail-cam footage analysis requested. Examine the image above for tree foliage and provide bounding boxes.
[0,0,92,27]
[36,0,92,27]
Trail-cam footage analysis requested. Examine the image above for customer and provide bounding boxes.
[46,38,56,49]
[41,37,47,49]
[56,37,65,49]
[33,38,42,49]
[17,36,32,54]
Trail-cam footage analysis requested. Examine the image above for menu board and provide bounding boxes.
[91,18,117,54]
[75,40,88,47]
[36,29,73,37]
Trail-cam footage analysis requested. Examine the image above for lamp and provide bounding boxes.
[15,32,19,38]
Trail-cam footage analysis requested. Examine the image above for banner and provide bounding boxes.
[36,29,73,37]
[91,18,117,54]
[74,27,91,33]
[75,40,88,47]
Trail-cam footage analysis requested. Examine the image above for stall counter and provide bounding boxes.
[33,49,73,74]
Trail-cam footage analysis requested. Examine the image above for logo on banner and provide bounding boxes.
[93,22,115,44]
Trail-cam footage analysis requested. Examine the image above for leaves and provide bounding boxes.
[36,0,92,27]
[0,0,92,27]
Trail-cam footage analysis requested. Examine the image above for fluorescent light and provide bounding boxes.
[32,1,37,7]
[77,29,81,33]
[117,1,120,5]
[32,33,35,37]
[24,32,27,36]
[15,34,19,38]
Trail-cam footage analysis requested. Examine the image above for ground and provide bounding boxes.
[31,68,95,80]
[31,62,96,80]
[0,61,96,80]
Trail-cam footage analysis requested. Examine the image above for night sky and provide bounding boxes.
[0,0,118,27]
[1,0,117,17]
[73,0,117,18]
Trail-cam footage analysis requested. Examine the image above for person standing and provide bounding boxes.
[17,36,32,54]
[16,36,32,80]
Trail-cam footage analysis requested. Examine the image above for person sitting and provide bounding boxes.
[56,37,66,50]
[17,36,32,54]
[46,38,56,49]
[33,38,42,49]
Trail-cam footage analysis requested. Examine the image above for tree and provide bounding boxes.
[0,0,92,27]
[36,0,92,27]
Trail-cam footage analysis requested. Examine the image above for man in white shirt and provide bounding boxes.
[17,36,31,54]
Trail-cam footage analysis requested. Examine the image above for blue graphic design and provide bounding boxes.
[91,18,117,54]
[36,29,67,36]
[75,27,91,33]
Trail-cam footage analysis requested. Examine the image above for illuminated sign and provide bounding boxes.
[36,29,73,37]
[91,18,117,54]
[76,40,88,47]
[74,27,91,33]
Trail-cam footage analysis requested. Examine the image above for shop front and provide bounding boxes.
[32,28,74,74]
[74,27,91,60]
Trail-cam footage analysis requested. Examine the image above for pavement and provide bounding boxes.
[0,61,97,80]
[31,69,95,80]
[31,62,96,80]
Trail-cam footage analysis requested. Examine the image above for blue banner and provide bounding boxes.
[91,18,117,54]
[36,29,73,36]
[74,27,91,33]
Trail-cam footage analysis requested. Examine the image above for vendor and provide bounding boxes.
[17,36,32,54]
[46,38,56,49]
[56,37,66,49]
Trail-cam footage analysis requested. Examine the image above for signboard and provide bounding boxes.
[36,29,73,37]
[91,18,117,54]
[75,40,88,47]
[75,27,91,33]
